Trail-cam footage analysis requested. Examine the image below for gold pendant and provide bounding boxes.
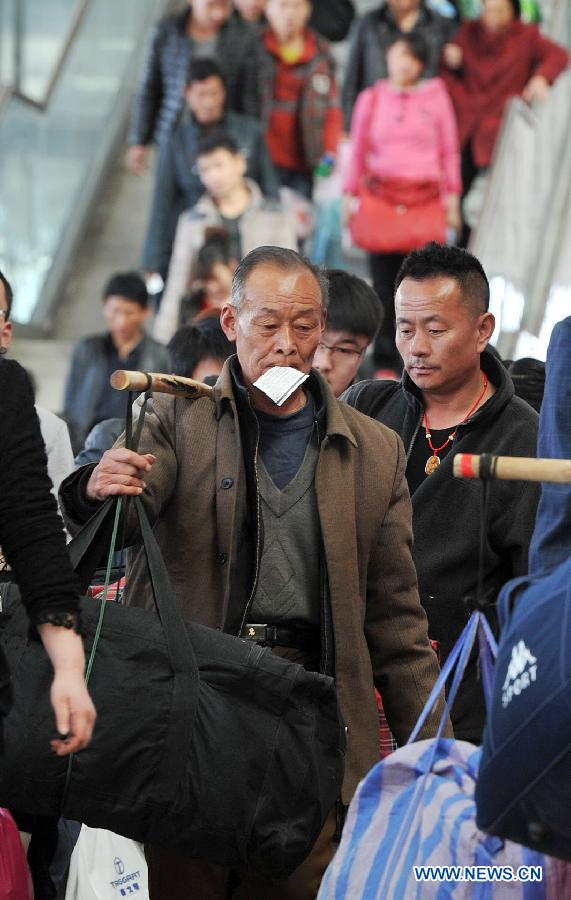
[425,455,441,476]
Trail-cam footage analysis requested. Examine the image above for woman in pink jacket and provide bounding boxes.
[344,34,461,375]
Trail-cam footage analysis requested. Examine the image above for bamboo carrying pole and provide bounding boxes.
[454,454,571,484]
[110,370,214,400]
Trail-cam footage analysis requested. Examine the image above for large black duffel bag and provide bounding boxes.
[0,495,345,878]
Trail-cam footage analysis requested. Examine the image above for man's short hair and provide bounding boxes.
[0,269,13,319]
[231,246,329,309]
[102,272,149,308]
[187,58,226,87]
[197,131,241,160]
[326,270,382,342]
[395,243,490,315]
[168,320,235,379]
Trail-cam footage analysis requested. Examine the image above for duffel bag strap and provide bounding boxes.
[62,388,199,806]
[80,388,197,678]
[66,388,152,588]
[474,467,499,711]
[407,613,480,745]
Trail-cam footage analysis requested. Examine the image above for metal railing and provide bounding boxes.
[0,0,92,107]
[0,0,173,328]
[5,0,92,112]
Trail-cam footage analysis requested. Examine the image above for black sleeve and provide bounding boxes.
[0,360,80,625]
[59,466,101,534]
[309,0,355,42]
[142,138,181,273]
[341,379,387,416]
[235,36,262,118]
[252,126,279,200]
[342,18,365,130]
[128,23,164,146]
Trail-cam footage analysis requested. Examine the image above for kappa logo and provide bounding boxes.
[501,640,538,708]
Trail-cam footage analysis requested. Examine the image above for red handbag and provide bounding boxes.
[0,809,33,899]
[350,176,446,254]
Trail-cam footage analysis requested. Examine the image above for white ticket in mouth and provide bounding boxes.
[253,366,310,406]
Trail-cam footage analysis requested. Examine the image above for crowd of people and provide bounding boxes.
[0,0,569,898]
[125,0,568,374]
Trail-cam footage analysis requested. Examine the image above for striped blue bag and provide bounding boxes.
[318,613,565,899]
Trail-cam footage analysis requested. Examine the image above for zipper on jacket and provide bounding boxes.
[238,420,262,637]
[316,421,331,675]
[406,413,423,462]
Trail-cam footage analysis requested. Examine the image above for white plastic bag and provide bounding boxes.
[65,826,149,899]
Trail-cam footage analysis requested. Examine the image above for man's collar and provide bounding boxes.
[214,356,357,445]
[399,347,514,418]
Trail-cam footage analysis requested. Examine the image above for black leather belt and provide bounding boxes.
[243,624,319,650]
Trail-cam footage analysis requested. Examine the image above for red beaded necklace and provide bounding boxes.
[424,371,489,476]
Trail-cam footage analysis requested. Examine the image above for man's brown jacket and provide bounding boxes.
[61,359,447,802]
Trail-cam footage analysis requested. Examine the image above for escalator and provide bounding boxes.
[1,0,568,407]
[0,0,172,335]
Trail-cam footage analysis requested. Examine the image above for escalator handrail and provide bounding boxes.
[2,0,92,113]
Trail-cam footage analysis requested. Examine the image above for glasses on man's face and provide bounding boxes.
[317,342,364,360]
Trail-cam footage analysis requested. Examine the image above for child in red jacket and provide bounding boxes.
[258,0,343,198]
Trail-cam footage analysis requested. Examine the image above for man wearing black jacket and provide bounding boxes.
[343,243,540,742]
[127,1,260,174]
[142,59,278,277]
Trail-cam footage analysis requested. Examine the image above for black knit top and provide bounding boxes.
[0,359,80,730]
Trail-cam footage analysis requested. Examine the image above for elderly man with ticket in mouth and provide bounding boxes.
[59,245,446,899]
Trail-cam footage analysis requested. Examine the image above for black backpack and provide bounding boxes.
[0,493,345,878]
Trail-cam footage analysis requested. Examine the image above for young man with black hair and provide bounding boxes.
[127,0,260,174]
[154,132,297,343]
[142,59,278,279]
[168,318,236,382]
[313,269,382,397]
[343,243,540,744]
[63,272,170,450]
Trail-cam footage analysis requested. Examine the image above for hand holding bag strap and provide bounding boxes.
[62,390,199,808]
[80,389,198,676]
[67,390,151,587]
[65,388,152,589]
